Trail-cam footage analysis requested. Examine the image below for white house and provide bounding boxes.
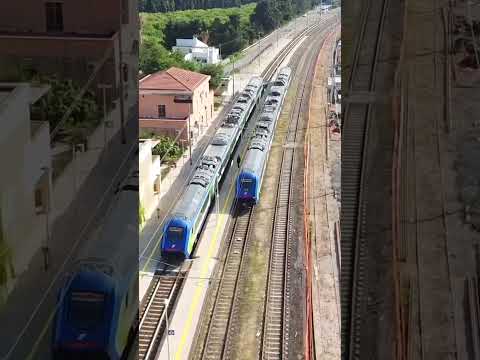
[0,83,52,298]
[173,37,221,65]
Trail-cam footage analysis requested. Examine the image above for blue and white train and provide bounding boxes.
[161,77,264,257]
[236,67,292,203]
[52,165,139,360]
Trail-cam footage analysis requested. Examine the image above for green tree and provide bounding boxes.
[33,76,100,139]
[199,63,225,89]
[140,38,197,74]
[251,1,279,33]
[144,0,157,12]
[152,136,184,162]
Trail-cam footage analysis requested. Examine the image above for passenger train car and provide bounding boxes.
[161,77,264,257]
[52,165,139,360]
[236,67,292,203]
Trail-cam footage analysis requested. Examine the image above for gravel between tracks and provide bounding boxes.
[228,26,337,360]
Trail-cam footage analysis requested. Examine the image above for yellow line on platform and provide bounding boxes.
[173,179,237,360]
[173,139,253,359]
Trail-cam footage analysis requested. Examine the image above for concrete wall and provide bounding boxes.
[0,0,122,34]
[139,140,161,221]
[0,84,51,292]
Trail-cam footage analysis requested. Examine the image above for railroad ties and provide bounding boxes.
[341,0,390,357]
[202,206,253,359]
[138,270,188,360]
[262,30,322,360]
[262,150,294,360]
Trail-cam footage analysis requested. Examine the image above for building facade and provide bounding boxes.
[139,139,161,223]
[173,37,220,65]
[139,67,214,142]
[0,83,51,300]
[0,0,139,134]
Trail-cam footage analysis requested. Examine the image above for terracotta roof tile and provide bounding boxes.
[140,67,210,91]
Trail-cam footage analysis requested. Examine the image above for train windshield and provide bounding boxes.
[68,291,106,330]
[241,178,254,194]
[54,350,110,360]
[168,226,184,242]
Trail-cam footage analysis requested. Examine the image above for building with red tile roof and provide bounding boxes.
[139,67,213,142]
[140,67,210,92]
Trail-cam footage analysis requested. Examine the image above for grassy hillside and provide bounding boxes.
[141,3,257,46]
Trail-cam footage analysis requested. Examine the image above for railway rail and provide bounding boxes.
[202,206,254,359]
[137,266,190,360]
[261,26,329,360]
[341,0,390,358]
[193,17,339,360]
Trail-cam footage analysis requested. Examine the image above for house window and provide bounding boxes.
[158,105,166,118]
[45,2,63,32]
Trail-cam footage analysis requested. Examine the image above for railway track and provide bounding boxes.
[192,17,339,360]
[340,0,390,358]
[201,206,253,359]
[137,268,189,360]
[262,16,337,81]
[261,28,331,360]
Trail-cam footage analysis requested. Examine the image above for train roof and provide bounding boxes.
[75,163,138,279]
[170,156,217,221]
[166,76,264,225]
[239,69,291,180]
[242,146,266,175]
[170,182,209,222]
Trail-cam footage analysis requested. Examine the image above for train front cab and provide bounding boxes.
[161,218,191,258]
[236,170,260,204]
[53,271,116,360]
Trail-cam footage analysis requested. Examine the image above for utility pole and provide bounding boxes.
[98,84,112,148]
[232,58,235,98]
[118,25,127,145]
[188,101,193,165]
[41,166,51,271]
[258,36,261,71]
[174,95,193,165]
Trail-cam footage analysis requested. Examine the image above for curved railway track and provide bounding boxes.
[340,0,390,358]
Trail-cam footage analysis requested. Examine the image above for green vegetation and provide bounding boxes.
[139,0,255,13]
[140,1,328,81]
[152,136,184,162]
[140,4,256,77]
[141,132,185,162]
[36,76,101,138]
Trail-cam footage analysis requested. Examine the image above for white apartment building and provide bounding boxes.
[139,139,161,223]
[0,83,52,299]
[173,37,221,65]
